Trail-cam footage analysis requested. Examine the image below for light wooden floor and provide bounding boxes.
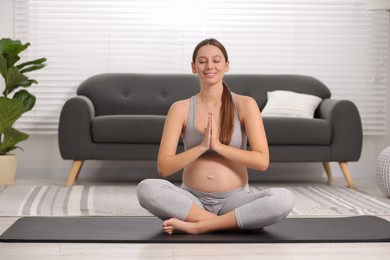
[0,177,389,260]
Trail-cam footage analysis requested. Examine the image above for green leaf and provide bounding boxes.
[3,53,20,68]
[13,90,36,112]
[0,55,8,79]
[0,127,28,155]
[4,67,28,95]
[0,146,22,155]
[0,38,30,56]
[4,80,37,96]
[20,64,46,74]
[0,97,24,133]
[16,57,47,70]
[15,79,37,88]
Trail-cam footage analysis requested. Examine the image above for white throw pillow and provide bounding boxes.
[261,90,322,118]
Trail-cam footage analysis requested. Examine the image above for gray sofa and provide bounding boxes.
[59,73,363,188]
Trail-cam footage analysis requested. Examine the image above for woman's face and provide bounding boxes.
[192,44,229,85]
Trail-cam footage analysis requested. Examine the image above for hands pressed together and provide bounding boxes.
[200,112,222,153]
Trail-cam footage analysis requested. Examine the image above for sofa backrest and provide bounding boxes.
[77,73,331,116]
[225,74,331,109]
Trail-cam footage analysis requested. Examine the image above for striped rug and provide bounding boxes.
[0,184,389,217]
[252,185,390,216]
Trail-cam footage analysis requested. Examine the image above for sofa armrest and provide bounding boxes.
[58,96,95,160]
[316,99,363,161]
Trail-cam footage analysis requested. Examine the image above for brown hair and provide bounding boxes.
[192,38,235,145]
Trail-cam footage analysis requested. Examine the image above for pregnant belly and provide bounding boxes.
[182,155,248,193]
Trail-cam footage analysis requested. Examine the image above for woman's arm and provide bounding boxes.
[157,100,210,177]
[211,95,269,171]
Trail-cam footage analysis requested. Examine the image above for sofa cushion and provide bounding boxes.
[92,115,165,144]
[263,117,331,145]
[93,115,331,146]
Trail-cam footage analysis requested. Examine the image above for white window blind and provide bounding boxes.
[12,0,388,135]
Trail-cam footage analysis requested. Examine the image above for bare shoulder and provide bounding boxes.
[234,94,260,115]
[169,98,190,114]
[166,98,191,126]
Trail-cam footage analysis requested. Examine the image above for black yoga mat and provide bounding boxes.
[1,216,389,243]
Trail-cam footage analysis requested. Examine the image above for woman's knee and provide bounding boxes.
[271,188,295,216]
[137,179,155,195]
[136,179,166,206]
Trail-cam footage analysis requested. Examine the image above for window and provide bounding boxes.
[13,0,388,135]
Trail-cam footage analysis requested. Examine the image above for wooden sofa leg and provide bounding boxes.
[338,162,355,189]
[66,160,84,188]
[322,162,333,185]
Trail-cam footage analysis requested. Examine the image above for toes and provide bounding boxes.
[162,226,174,235]
[162,222,174,235]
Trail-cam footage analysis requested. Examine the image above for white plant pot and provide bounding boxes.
[0,155,17,184]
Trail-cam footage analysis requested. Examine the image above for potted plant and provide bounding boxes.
[0,38,47,184]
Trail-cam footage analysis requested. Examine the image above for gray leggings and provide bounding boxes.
[136,179,295,229]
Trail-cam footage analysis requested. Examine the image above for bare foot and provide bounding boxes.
[162,218,201,235]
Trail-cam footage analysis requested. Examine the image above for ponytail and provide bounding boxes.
[219,82,235,145]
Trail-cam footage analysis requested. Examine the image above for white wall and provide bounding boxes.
[1,0,390,184]
[0,0,13,38]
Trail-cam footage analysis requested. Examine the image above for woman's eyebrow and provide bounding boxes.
[197,55,223,60]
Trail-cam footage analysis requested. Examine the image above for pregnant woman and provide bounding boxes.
[136,38,294,235]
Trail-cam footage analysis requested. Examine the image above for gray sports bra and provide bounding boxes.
[182,93,247,154]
